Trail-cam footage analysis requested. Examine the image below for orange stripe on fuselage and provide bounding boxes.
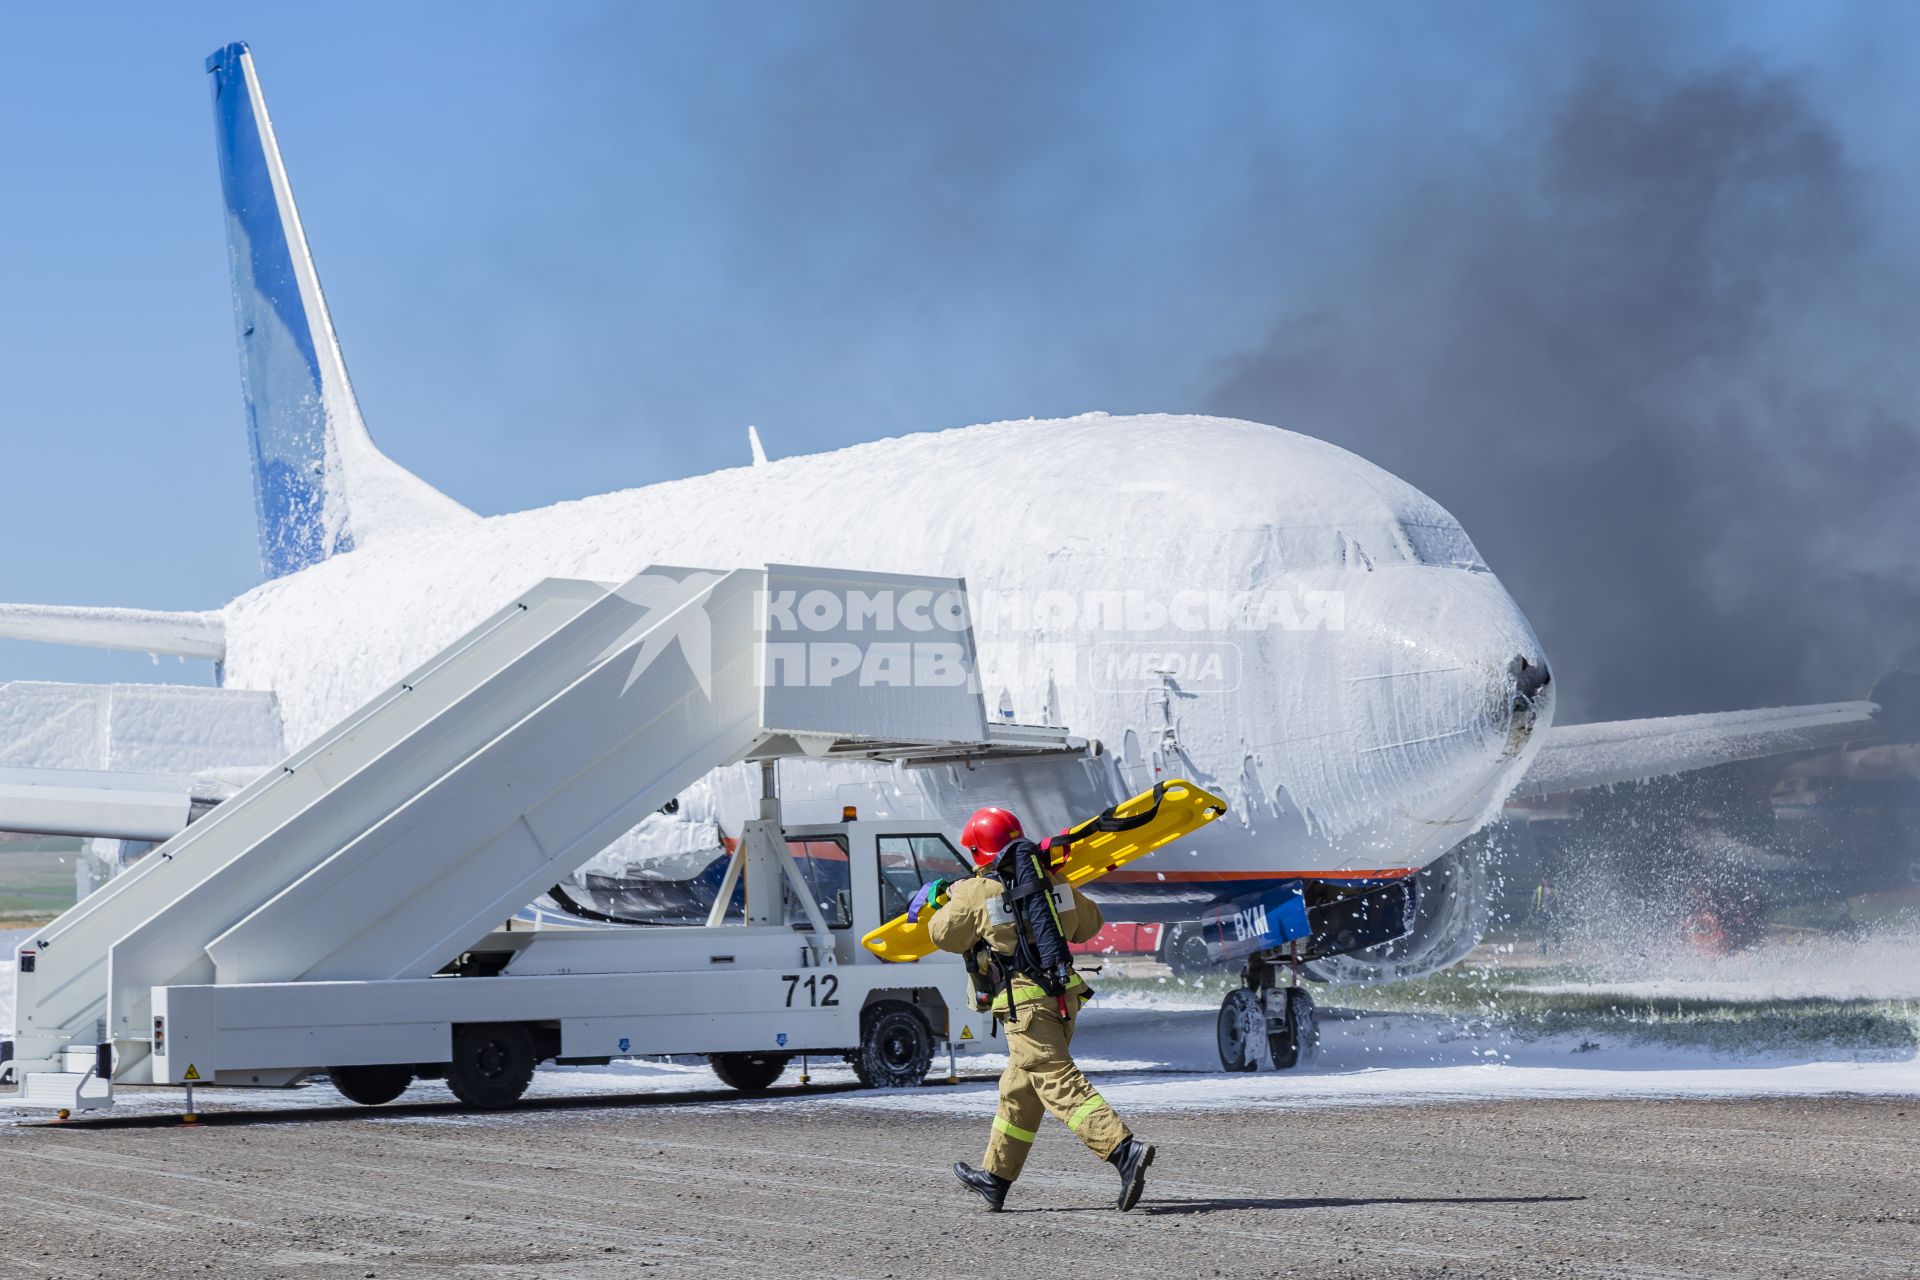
[717,831,1409,882]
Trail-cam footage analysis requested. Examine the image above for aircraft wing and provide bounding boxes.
[0,603,224,659]
[0,765,249,840]
[0,681,283,840]
[1512,700,1880,798]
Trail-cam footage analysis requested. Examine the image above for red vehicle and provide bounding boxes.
[1071,920,1215,974]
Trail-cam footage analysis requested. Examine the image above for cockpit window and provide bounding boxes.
[1400,521,1487,571]
[1244,515,1484,573]
[1338,532,1375,571]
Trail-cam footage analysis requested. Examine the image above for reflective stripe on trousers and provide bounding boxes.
[982,992,1129,1181]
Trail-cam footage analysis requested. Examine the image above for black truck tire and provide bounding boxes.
[328,1063,413,1106]
[447,1023,538,1109]
[1164,923,1214,976]
[849,1000,933,1088]
[709,1052,791,1091]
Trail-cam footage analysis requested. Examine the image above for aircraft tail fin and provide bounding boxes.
[205,42,472,580]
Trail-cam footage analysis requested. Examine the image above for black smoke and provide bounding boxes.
[1207,65,1920,723]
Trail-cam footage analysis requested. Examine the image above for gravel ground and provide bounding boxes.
[0,1090,1912,1278]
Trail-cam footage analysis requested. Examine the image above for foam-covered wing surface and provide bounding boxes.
[0,682,282,837]
[1513,700,1879,797]
[0,605,224,659]
[0,766,247,840]
[0,682,283,774]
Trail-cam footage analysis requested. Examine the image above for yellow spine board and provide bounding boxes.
[860,778,1228,963]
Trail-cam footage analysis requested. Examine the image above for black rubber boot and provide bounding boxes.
[1107,1136,1155,1211]
[953,1161,1011,1211]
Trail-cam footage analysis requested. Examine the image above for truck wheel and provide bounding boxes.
[850,1000,933,1088]
[328,1063,413,1106]
[709,1052,791,1091]
[447,1023,537,1109]
[1164,924,1212,976]
[1217,987,1264,1071]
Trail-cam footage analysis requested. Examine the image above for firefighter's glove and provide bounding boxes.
[907,878,952,924]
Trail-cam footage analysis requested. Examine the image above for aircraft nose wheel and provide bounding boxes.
[1217,984,1317,1071]
[1217,988,1264,1071]
[1268,986,1317,1069]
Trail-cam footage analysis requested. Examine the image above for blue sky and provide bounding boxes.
[3,3,1917,718]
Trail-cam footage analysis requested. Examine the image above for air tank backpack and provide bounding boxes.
[964,837,1077,1028]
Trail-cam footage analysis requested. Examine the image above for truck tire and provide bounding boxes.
[1164,924,1213,976]
[327,1063,413,1106]
[709,1052,790,1091]
[850,1000,933,1088]
[447,1023,537,1109]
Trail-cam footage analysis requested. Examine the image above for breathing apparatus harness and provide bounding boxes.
[967,782,1171,1029]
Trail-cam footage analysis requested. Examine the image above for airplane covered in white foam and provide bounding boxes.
[0,44,1883,984]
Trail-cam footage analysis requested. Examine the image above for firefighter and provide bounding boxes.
[914,805,1154,1211]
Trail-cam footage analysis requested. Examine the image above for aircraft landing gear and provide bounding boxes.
[1216,950,1317,1072]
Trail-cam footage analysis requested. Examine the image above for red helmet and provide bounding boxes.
[960,807,1023,866]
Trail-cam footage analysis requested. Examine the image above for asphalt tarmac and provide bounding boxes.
[0,1090,1911,1278]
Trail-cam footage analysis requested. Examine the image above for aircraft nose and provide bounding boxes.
[1263,567,1553,841]
[1510,653,1552,712]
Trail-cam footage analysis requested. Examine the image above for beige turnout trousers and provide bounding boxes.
[983,989,1130,1180]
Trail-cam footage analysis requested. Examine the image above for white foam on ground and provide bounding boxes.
[5,994,1913,1128]
[1527,929,1920,1003]
[917,1005,1920,1116]
[9,917,1916,1126]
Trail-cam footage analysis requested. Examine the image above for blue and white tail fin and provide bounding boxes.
[206,42,472,579]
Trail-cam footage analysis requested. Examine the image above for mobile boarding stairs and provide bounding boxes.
[3,565,1076,1113]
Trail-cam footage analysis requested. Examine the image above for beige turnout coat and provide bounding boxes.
[928,864,1104,1007]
